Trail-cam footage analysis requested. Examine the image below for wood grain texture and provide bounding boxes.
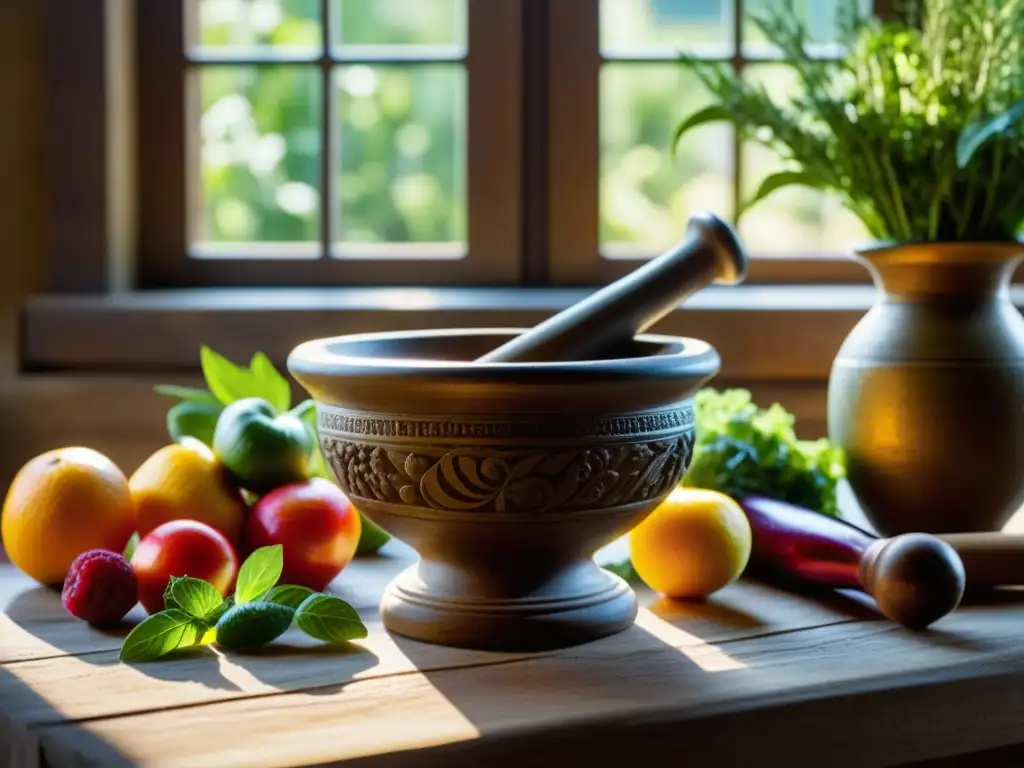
[30,600,1024,768]
[5,538,1024,766]
[0,543,878,766]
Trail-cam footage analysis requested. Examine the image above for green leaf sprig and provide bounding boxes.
[119,545,369,663]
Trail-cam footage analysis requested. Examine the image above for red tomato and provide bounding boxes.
[131,519,239,614]
[245,478,361,592]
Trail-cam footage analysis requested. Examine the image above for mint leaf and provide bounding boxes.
[154,384,221,408]
[215,602,295,651]
[119,609,204,662]
[295,594,368,643]
[167,576,225,621]
[261,584,315,610]
[235,545,284,604]
[250,352,291,413]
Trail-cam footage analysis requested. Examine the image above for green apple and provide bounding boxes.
[213,397,314,494]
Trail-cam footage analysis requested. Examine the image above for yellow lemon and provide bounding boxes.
[629,486,751,599]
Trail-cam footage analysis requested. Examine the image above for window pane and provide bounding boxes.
[190,0,322,56]
[600,64,733,255]
[334,64,466,252]
[332,0,466,47]
[743,0,871,56]
[601,0,731,55]
[738,65,869,256]
[193,65,321,255]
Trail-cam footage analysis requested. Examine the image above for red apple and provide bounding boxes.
[245,478,362,592]
[131,519,239,614]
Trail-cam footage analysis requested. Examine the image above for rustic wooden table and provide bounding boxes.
[3,539,1024,768]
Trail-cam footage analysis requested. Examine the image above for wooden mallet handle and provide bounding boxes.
[738,495,966,629]
[478,213,748,364]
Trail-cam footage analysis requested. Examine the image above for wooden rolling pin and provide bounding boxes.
[479,212,748,363]
[738,495,966,629]
[934,532,1024,589]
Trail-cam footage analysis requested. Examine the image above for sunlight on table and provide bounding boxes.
[634,607,747,673]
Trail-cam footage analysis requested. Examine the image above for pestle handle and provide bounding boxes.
[477,212,748,364]
[935,533,1024,587]
[739,495,965,629]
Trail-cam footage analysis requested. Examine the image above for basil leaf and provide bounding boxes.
[261,585,315,610]
[250,352,291,413]
[235,545,284,604]
[167,576,225,621]
[119,610,204,663]
[153,384,222,408]
[200,346,263,407]
[295,594,368,643]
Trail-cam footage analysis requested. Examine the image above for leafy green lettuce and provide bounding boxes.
[682,388,846,518]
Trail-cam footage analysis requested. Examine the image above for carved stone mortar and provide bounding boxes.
[288,328,719,651]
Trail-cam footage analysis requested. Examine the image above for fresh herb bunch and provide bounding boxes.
[120,545,368,663]
[674,0,1024,242]
[682,389,846,518]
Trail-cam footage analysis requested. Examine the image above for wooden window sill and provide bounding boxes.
[20,285,887,380]
[28,283,1024,380]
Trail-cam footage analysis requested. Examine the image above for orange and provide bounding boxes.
[129,437,246,545]
[2,447,136,586]
[629,486,752,599]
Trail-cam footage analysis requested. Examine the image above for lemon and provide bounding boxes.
[629,486,751,599]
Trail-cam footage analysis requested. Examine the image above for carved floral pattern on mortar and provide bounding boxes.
[322,433,695,514]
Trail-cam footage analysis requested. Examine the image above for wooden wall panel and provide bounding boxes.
[0,0,45,376]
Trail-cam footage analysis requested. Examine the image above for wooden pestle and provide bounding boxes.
[738,495,966,629]
[478,212,748,364]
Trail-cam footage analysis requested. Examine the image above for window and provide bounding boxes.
[122,0,890,290]
[548,0,878,283]
[135,0,521,287]
[42,0,913,297]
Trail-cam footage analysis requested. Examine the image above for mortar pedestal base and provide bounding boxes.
[379,561,638,652]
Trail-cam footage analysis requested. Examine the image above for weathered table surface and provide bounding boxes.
[4,538,1024,768]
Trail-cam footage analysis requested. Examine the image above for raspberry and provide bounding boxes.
[62,549,138,625]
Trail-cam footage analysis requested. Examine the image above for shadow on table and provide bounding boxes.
[0,665,135,767]
[5,583,380,695]
[4,585,136,660]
